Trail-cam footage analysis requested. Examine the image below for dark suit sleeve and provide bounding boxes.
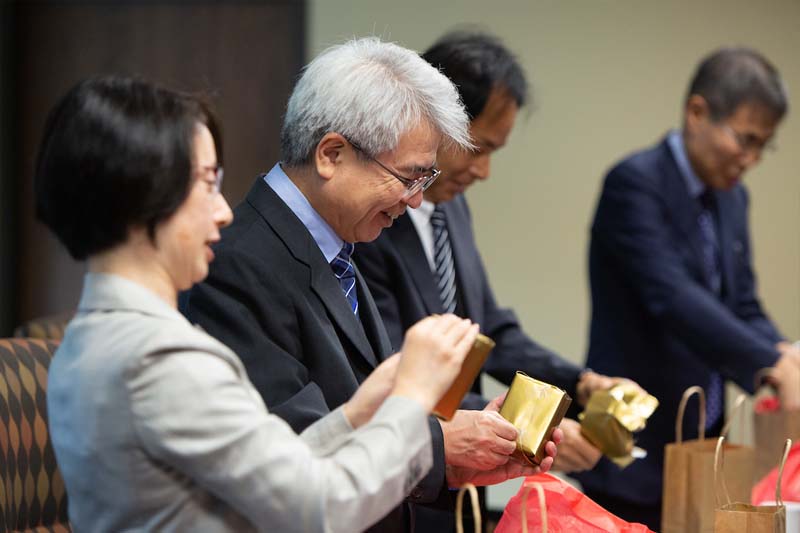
[184,243,339,433]
[187,236,451,507]
[592,164,780,391]
[456,198,584,397]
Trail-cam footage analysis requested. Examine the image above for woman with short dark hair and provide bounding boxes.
[36,76,481,532]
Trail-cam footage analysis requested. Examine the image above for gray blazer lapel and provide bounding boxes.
[246,179,378,368]
[390,215,443,314]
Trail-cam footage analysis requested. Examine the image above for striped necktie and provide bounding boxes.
[331,242,358,315]
[431,205,457,314]
[698,188,723,429]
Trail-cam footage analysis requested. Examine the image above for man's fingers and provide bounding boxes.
[488,435,517,455]
[484,392,507,412]
[484,412,519,441]
[545,440,558,459]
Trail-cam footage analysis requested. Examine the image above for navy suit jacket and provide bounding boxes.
[355,194,583,405]
[576,136,783,505]
[183,177,450,533]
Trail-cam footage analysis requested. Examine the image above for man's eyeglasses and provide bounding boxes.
[196,165,224,194]
[348,140,441,198]
[720,124,776,155]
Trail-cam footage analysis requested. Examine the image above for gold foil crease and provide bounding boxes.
[499,372,572,466]
[579,383,658,467]
[433,334,495,421]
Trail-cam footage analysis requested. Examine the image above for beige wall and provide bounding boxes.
[309,0,800,507]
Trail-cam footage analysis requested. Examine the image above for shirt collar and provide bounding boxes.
[667,129,705,200]
[407,199,436,226]
[78,272,187,323]
[263,163,344,263]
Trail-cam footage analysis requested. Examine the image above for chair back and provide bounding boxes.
[0,339,70,532]
[12,314,72,341]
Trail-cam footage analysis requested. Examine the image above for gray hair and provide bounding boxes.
[280,37,473,166]
[687,47,788,121]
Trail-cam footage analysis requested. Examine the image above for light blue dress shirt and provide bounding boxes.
[667,129,704,201]
[263,163,344,262]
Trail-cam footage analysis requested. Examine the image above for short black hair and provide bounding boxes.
[687,47,788,121]
[35,76,221,260]
[422,30,528,121]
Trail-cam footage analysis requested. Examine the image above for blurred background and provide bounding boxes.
[2,0,798,510]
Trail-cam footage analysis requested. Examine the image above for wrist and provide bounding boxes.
[390,384,434,413]
[576,369,595,406]
[342,401,366,429]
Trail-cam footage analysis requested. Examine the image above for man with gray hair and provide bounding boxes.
[184,37,557,532]
[577,47,799,530]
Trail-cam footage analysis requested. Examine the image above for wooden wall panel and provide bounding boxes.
[5,1,305,331]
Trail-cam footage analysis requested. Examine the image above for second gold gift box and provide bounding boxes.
[499,371,572,466]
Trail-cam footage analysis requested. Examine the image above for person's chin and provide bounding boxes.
[721,173,742,189]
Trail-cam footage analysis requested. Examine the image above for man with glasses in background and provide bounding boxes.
[356,31,641,531]
[575,47,800,530]
[183,37,556,533]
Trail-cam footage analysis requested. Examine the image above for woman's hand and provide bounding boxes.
[392,314,479,411]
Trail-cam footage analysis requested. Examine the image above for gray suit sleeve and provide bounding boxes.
[128,349,432,533]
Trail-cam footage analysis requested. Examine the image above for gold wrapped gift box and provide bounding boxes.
[578,383,659,467]
[499,372,572,466]
[433,334,495,421]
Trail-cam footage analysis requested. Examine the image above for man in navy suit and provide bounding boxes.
[576,47,800,530]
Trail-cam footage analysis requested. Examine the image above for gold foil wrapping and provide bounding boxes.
[433,334,495,421]
[499,372,572,466]
[578,383,659,467]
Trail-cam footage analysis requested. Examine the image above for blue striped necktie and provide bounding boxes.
[331,242,358,315]
[431,205,457,314]
[698,188,723,429]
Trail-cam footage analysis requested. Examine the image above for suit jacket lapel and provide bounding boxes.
[389,214,443,314]
[660,142,710,289]
[353,264,393,361]
[246,179,378,368]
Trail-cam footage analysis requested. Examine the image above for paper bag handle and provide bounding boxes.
[521,481,547,533]
[775,438,792,506]
[456,483,481,533]
[713,436,732,507]
[719,393,747,440]
[676,386,706,444]
[715,437,792,507]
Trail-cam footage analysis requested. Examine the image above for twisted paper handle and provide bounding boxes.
[713,436,733,507]
[719,393,748,440]
[456,483,481,533]
[676,385,706,444]
[521,481,547,533]
[776,438,792,506]
[715,436,792,507]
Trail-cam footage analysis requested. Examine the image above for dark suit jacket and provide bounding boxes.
[355,194,584,403]
[183,177,450,533]
[575,136,783,506]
